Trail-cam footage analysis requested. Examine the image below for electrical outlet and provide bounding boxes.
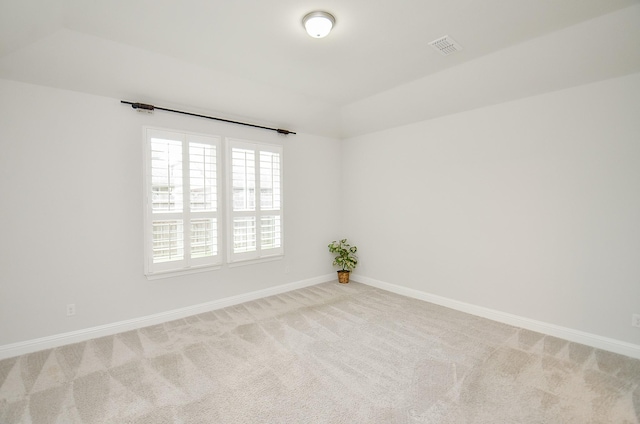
[632,314,640,328]
[66,304,76,317]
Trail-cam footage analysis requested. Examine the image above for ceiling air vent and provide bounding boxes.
[428,35,463,56]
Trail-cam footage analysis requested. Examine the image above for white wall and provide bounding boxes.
[0,79,342,346]
[2,72,639,353]
[343,73,640,346]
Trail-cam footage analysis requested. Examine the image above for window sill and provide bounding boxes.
[145,264,222,280]
[145,255,284,279]
[227,255,283,268]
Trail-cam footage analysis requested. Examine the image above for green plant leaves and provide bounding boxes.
[328,239,358,272]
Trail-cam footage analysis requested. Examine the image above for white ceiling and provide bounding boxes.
[1,0,639,137]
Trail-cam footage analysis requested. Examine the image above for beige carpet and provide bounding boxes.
[1,281,639,423]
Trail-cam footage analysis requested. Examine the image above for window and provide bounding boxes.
[144,128,221,276]
[227,139,283,263]
[143,128,283,277]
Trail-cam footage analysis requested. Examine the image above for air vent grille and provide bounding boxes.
[429,35,463,56]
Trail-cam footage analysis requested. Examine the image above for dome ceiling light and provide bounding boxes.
[302,11,335,38]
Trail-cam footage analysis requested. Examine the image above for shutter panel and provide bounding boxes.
[152,220,184,262]
[190,218,217,258]
[150,138,183,213]
[260,216,281,249]
[189,141,219,263]
[233,217,256,253]
[189,143,217,212]
[231,147,257,255]
[259,151,281,210]
[232,148,256,212]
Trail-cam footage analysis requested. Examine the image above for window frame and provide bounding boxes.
[142,128,284,278]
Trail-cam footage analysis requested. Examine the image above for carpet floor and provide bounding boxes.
[1,281,639,423]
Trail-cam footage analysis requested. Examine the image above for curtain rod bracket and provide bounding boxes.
[130,102,155,113]
[120,100,296,135]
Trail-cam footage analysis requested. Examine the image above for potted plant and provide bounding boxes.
[328,239,358,284]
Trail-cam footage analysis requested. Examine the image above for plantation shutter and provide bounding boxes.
[144,128,221,276]
[228,139,283,263]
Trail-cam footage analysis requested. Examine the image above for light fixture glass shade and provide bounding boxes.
[303,11,335,38]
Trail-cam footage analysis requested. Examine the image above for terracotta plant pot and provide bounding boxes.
[337,270,350,284]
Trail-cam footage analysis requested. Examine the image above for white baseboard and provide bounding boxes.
[5,273,638,361]
[0,274,334,360]
[353,274,640,360]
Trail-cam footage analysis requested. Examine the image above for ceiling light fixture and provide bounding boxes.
[302,11,335,38]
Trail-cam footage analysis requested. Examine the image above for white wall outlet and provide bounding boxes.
[632,314,640,328]
[66,303,76,316]
[284,266,291,274]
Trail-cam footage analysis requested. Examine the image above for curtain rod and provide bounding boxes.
[120,100,296,135]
